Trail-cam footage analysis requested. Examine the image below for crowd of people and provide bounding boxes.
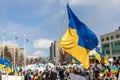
[0,60,119,80]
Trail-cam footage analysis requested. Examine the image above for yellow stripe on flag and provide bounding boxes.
[59,28,90,69]
[95,52,101,63]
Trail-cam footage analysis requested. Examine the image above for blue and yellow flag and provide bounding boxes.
[0,58,12,73]
[14,67,19,76]
[0,58,6,69]
[103,51,108,64]
[110,66,118,74]
[59,4,99,69]
[95,47,102,63]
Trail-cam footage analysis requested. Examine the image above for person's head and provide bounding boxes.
[107,72,112,77]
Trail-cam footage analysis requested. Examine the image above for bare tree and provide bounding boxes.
[30,58,34,64]
[1,46,13,63]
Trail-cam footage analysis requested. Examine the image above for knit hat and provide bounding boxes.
[107,72,112,77]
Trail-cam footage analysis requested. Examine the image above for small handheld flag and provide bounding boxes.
[103,51,108,64]
[25,38,28,42]
[3,30,7,39]
[14,67,19,76]
[14,35,18,40]
[3,34,7,39]
[0,58,12,73]
[95,47,102,63]
[24,34,28,42]
[110,66,118,74]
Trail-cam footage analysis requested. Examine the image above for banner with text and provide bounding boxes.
[2,75,24,80]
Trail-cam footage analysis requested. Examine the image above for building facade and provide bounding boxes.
[50,41,72,65]
[49,41,60,65]
[0,42,24,66]
[100,27,120,60]
[0,42,20,57]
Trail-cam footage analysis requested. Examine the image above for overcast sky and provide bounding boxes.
[0,0,120,57]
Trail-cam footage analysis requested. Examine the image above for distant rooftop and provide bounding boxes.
[101,27,120,36]
[115,26,120,31]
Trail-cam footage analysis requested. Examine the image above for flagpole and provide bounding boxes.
[60,7,67,40]
[14,32,16,69]
[59,0,69,40]
[2,30,5,59]
[56,5,67,66]
[24,34,26,70]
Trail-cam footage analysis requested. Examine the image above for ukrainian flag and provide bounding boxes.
[0,58,12,73]
[103,52,108,64]
[59,4,99,69]
[0,58,6,69]
[110,66,118,74]
[95,47,102,63]
[14,67,19,76]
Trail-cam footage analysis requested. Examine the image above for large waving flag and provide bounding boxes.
[59,4,99,69]
[95,47,102,63]
[103,51,108,64]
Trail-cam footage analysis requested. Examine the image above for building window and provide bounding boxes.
[106,51,110,54]
[116,34,120,38]
[101,38,104,42]
[111,36,114,40]
[112,41,120,54]
[102,43,109,48]
[114,41,120,46]
[106,37,109,41]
